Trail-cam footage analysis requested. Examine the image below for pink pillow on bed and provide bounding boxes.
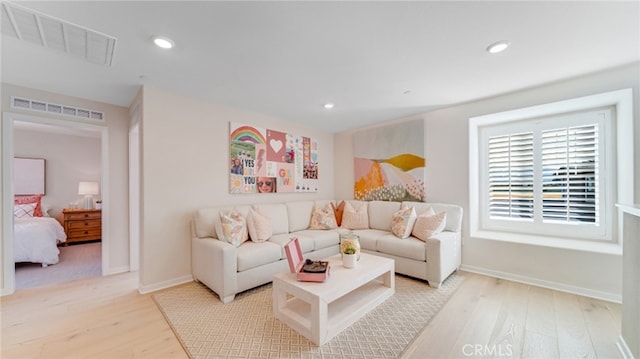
[14,194,43,217]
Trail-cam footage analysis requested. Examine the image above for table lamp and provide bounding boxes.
[78,181,99,209]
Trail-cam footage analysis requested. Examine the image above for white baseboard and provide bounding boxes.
[103,265,130,276]
[460,264,622,303]
[617,336,636,359]
[138,274,193,294]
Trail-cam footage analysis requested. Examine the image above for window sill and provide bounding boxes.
[471,230,622,255]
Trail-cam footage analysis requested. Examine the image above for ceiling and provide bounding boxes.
[2,1,639,133]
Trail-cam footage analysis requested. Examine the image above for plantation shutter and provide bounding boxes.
[541,125,598,223]
[488,132,534,220]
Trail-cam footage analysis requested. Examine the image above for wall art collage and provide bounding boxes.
[229,122,319,194]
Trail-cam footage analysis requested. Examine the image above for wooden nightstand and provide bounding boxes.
[62,209,102,245]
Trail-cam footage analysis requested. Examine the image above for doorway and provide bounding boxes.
[2,112,108,295]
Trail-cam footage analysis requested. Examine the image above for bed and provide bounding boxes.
[14,216,67,267]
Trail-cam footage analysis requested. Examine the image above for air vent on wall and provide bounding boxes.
[1,2,116,67]
[11,96,105,121]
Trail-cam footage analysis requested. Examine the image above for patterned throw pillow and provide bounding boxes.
[309,203,338,230]
[14,203,37,218]
[14,194,43,217]
[331,200,346,226]
[412,209,447,241]
[391,206,417,239]
[341,202,369,230]
[247,207,272,243]
[216,209,248,247]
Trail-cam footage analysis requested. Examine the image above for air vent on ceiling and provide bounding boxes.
[11,96,105,121]
[1,2,116,67]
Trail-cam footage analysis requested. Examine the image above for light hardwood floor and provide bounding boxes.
[1,271,621,358]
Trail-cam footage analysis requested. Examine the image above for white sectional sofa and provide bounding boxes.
[192,200,463,303]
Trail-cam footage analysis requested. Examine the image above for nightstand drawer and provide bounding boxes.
[67,219,101,230]
[66,212,101,221]
[68,228,102,240]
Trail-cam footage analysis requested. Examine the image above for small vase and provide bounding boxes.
[343,253,357,268]
[340,233,361,261]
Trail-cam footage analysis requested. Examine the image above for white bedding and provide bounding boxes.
[14,217,67,265]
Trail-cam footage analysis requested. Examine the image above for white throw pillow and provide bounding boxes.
[309,203,338,230]
[14,203,36,218]
[215,209,248,247]
[247,207,273,243]
[391,206,417,239]
[412,210,447,241]
[341,201,369,230]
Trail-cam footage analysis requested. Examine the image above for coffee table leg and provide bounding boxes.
[311,296,328,345]
[382,269,394,289]
[272,280,286,319]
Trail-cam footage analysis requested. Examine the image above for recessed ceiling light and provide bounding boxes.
[323,103,335,109]
[486,40,510,54]
[152,36,175,49]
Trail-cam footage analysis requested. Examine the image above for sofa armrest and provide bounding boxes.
[425,231,461,287]
[192,237,238,303]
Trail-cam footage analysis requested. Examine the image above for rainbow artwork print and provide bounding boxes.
[353,119,425,201]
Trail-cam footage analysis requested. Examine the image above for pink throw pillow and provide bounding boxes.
[14,194,43,217]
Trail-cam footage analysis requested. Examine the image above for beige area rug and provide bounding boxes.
[153,273,464,359]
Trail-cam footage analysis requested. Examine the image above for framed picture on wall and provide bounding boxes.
[13,157,46,195]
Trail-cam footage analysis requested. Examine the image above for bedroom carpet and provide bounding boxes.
[15,242,102,290]
[153,273,464,359]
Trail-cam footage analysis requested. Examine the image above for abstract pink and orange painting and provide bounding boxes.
[353,120,425,201]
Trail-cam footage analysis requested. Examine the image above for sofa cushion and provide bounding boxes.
[286,201,314,232]
[215,209,249,247]
[331,200,346,226]
[247,207,272,243]
[309,203,338,229]
[269,233,315,258]
[236,241,282,272]
[368,201,401,231]
[254,203,289,235]
[348,229,388,251]
[412,211,447,241]
[341,201,369,229]
[391,205,417,238]
[294,229,340,250]
[376,235,426,261]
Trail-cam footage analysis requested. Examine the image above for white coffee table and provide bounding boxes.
[272,252,394,345]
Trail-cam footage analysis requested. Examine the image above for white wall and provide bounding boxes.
[13,129,101,218]
[334,62,640,300]
[1,83,131,293]
[138,85,335,292]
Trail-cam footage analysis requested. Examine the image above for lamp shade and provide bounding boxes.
[78,181,99,196]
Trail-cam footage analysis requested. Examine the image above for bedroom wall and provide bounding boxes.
[334,62,640,300]
[1,83,131,294]
[13,129,101,219]
[137,85,335,292]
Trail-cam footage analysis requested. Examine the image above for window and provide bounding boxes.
[481,109,609,241]
[469,89,634,253]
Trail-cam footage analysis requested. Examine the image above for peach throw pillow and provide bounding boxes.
[341,202,369,230]
[412,209,447,241]
[247,208,272,243]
